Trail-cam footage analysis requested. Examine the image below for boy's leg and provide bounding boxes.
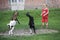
[45,17,48,29]
[41,17,45,28]
[41,22,44,28]
[46,22,48,29]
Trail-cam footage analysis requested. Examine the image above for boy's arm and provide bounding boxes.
[43,8,49,16]
[41,13,42,16]
[41,10,46,16]
[41,11,46,16]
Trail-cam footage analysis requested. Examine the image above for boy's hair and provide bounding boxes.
[42,4,47,7]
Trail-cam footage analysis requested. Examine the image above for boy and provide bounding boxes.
[26,12,36,34]
[7,11,20,35]
[41,4,49,29]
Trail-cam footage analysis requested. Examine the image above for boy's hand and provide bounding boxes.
[41,14,42,16]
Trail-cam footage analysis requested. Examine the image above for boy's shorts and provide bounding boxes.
[42,16,48,22]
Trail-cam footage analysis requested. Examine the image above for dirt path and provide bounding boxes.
[0,29,59,36]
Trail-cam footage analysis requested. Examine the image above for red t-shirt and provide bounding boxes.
[42,8,49,18]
